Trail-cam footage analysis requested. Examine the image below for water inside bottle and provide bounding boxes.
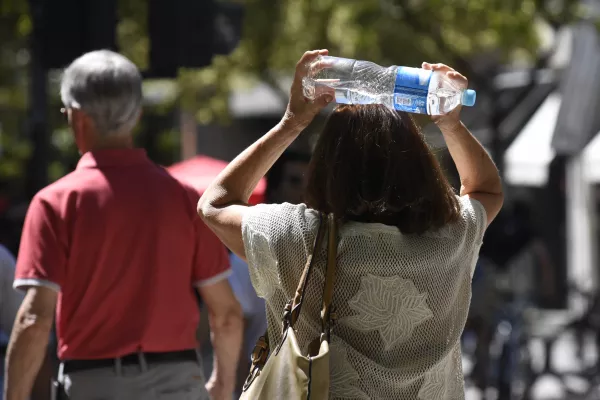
[427,88,461,115]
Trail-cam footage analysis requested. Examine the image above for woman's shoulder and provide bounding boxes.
[244,202,316,224]
[455,195,487,240]
[457,195,487,221]
[241,203,320,291]
[242,202,321,244]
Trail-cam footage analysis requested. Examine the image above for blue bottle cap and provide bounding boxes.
[462,89,476,107]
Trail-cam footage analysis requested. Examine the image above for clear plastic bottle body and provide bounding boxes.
[303,56,475,115]
[303,57,397,109]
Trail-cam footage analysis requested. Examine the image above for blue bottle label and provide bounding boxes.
[395,67,432,91]
[393,90,428,114]
[394,67,431,114]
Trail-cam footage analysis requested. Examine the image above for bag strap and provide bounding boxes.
[244,213,333,389]
[320,214,338,339]
[287,212,327,328]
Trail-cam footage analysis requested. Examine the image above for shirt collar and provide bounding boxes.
[76,148,150,169]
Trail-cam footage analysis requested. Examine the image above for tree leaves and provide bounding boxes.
[0,0,585,184]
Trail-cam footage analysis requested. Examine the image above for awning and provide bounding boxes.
[583,131,600,183]
[504,93,561,187]
[167,155,267,205]
[552,19,600,155]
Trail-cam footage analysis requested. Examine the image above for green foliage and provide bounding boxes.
[0,0,584,189]
[175,0,581,120]
[0,1,31,189]
[118,0,149,70]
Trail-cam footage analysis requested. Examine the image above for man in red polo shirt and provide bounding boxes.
[4,50,243,400]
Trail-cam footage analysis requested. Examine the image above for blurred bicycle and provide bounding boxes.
[462,256,535,399]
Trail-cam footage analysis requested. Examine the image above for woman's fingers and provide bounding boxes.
[286,50,334,127]
[310,57,335,75]
[449,71,468,85]
[422,62,455,72]
[422,62,467,86]
[296,49,329,78]
[313,84,335,102]
[313,92,334,108]
[431,63,454,72]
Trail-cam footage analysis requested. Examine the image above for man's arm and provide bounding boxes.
[4,286,56,400]
[197,280,243,400]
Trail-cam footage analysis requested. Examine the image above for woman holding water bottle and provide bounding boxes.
[198,50,503,399]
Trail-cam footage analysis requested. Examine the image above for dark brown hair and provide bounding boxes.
[305,104,460,234]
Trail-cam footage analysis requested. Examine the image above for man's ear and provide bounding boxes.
[81,111,97,133]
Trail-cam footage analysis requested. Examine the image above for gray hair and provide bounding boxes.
[60,50,142,136]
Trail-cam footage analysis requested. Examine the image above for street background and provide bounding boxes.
[2,0,600,399]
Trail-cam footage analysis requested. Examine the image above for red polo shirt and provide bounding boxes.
[14,149,230,360]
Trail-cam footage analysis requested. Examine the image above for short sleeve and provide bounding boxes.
[458,195,487,276]
[241,203,318,299]
[14,195,67,292]
[459,196,487,244]
[192,215,231,287]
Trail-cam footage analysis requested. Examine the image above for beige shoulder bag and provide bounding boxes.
[240,213,338,400]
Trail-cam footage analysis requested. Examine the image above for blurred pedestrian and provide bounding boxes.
[227,252,267,395]
[0,244,22,396]
[265,151,311,205]
[198,51,503,399]
[4,50,242,400]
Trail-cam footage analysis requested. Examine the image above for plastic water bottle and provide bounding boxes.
[303,56,476,115]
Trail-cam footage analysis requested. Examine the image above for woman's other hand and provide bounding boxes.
[422,62,468,132]
[282,49,334,131]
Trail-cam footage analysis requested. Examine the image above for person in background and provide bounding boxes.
[5,50,242,400]
[0,244,21,397]
[265,151,311,205]
[227,252,267,396]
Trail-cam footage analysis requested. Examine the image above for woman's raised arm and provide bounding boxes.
[422,62,503,225]
[197,50,333,259]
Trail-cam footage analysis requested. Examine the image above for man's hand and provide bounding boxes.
[206,376,234,400]
[282,49,334,131]
[421,62,468,132]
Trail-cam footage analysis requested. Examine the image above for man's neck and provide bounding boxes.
[87,135,134,152]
